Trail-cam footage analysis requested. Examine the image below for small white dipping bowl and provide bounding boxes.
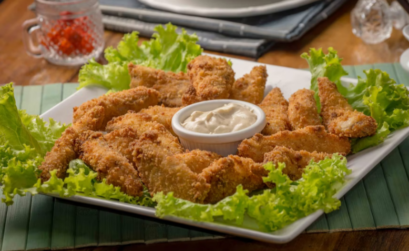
[172,100,266,156]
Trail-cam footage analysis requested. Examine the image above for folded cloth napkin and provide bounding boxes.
[99,0,348,57]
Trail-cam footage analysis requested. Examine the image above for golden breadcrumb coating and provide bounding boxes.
[105,111,164,135]
[251,146,333,187]
[288,89,322,130]
[75,130,144,197]
[73,86,159,128]
[258,87,290,135]
[200,155,265,204]
[182,55,235,105]
[139,105,182,136]
[318,77,377,138]
[128,63,190,107]
[230,65,267,104]
[132,130,212,203]
[103,127,139,164]
[238,125,351,162]
[178,150,221,174]
[39,106,105,181]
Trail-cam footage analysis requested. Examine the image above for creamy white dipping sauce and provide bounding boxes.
[182,103,257,134]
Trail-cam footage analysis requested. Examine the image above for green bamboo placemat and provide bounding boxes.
[1,62,409,250]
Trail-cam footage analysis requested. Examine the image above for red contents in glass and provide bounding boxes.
[41,11,95,56]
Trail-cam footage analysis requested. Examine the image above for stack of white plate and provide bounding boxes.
[139,0,321,18]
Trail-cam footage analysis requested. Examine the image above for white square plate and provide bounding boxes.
[40,56,409,244]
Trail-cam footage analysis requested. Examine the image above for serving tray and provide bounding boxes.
[40,57,409,244]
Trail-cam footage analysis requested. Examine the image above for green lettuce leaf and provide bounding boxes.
[154,154,350,232]
[78,60,131,92]
[0,83,43,154]
[302,49,409,152]
[154,185,249,224]
[0,83,69,205]
[301,48,348,111]
[79,23,203,92]
[350,69,409,152]
[37,159,155,207]
[248,154,349,231]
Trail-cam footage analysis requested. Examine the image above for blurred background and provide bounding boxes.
[1,0,409,85]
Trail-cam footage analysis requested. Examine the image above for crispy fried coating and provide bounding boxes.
[251,146,333,187]
[140,105,182,136]
[200,155,265,204]
[106,111,164,135]
[39,106,106,181]
[238,125,351,162]
[318,77,377,138]
[103,127,139,164]
[75,130,144,197]
[182,55,235,105]
[179,150,222,174]
[133,130,213,203]
[73,86,159,128]
[288,89,321,130]
[230,65,267,104]
[258,87,290,135]
[128,64,190,107]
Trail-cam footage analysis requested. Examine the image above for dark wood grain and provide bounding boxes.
[1,0,409,250]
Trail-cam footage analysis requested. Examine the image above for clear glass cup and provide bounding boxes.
[22,0,104,66]
[351,0,409,44]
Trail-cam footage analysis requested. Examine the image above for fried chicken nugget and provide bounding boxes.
[288,89,322,130]
[251,146,333,186]
[318,77,377,138]
[238,125,351,162]
[258,87,290,135]
[200,155,265,204]
[39,106,106,181]
[76,130,144,197]
[182,55,235,105]
[230,65,267,104]
[139,105,182,136]
[73,86,160,128]
[133,130,213,203]
[128,63,190,107]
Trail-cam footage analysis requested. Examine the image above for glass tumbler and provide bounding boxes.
[22,0,104,66]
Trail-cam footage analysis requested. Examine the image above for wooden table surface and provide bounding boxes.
[1,0,409,250]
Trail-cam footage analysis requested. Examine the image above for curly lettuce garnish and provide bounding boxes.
[154,154,349,232]
[302,49,409,152]
[0,83,69,204]
[78,23,203,92]
[301,47,348,111]
[38,160,154,207]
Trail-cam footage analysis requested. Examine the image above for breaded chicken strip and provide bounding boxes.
[288,89,321,130]
[128,64,189,107]
[75,130,144,197]
[252,146,333,187]
[318,77,377,138]
[73,86,159,128]
[178,150,221,174]
[258,88,290,135]
[200,155,265,204]
[103,127,138,164]
[39,106,105,181]
[182,55,235,105]
[139,105,182,136]
[106,112,164,135]
[231,65,267,104]
[238,125,351,162]
[133,130,212,203]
